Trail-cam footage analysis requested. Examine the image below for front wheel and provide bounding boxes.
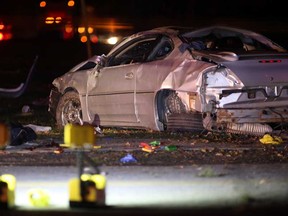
[55,91,83,129]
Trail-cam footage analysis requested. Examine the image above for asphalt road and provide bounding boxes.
[1,164,288,215]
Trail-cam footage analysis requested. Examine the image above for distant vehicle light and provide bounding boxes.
[90,35,98,43]
[55,17,62,24]
[40,1,46,8]
[80,36,88,43]
[0,33,3,40]
[78,27,85,34]
[107,36,118,45]
[3,32,12,40]
[67,0,75,7]
[45,17,54,24]
[65,25,73,33]
[88,27,93,34]
[0,24,4,30]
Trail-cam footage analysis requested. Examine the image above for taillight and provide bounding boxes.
[259,60,282,63]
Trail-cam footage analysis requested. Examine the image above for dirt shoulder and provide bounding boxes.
[1,130,288,166]
[1,93,288,167]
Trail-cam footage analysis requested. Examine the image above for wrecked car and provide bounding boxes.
[48,26,288,136]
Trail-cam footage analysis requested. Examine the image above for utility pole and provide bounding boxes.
[80,0,92,58]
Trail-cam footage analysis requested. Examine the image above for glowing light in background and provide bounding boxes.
[87,27,93,34]
[80,35,88,43]
[45,17,54,24]
[0,23,4,30]
[107,36,119,45]
[90,35,98,43]
[78,27,85,34]
[63,24,74,39]
[39,1,46,8]
[55,17,62,24]
[0,33,3,41]
[67,0,75,7]
[65,25,73,34]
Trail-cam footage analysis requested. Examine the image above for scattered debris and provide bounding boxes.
[21,105,31,113]
[149,140,161,146]
[141,147,153,153]
[164,145,177,151]
[9,122,37,146]
[120,153,137,163]
[139,142,153,153]
[24,124,52,133]
[259,134,283,145]
[25,124,52,133]
[54,147,64,154]
[94,126,103,135]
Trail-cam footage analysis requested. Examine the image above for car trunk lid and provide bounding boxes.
[193,51,288,86]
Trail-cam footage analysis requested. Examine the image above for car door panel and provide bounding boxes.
[86,64,138,125]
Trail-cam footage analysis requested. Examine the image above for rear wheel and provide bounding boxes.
[55,91,83,129]
[157,90,204,131]
[157,90,186,130]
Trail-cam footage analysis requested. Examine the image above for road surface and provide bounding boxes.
[1,164,288,215]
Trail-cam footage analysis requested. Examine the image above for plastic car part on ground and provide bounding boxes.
[139,142,154,153]
[259,134,283,145]
[139,141,178,153]
[164,145,178,151]
[120,153,137,163]
[9,122,37,146]
[24,124,52,133]
[139,141,163,153]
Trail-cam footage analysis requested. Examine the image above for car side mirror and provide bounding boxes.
[96,54,107,67]
[95,54,107,73]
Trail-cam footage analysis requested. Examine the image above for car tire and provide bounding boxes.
[55,91,83,129]
[157,90,204,131]
[157,90,185,130]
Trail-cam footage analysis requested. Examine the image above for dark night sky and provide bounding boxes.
[0,0,286,36]
[0,0,287,21]
[0,0,287,87]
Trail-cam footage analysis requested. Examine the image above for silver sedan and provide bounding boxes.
[48,26,288,136]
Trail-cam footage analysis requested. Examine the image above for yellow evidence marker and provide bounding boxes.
[69,173,106,207]
[63,123,95,148]
[0,174,16,209]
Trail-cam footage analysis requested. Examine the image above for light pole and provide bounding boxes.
[80,0,92,58]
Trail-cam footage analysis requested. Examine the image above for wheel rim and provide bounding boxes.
[165,92,186,114]
[61,99,82,126]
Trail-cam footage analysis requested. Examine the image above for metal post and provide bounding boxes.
[80,0,92,58]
